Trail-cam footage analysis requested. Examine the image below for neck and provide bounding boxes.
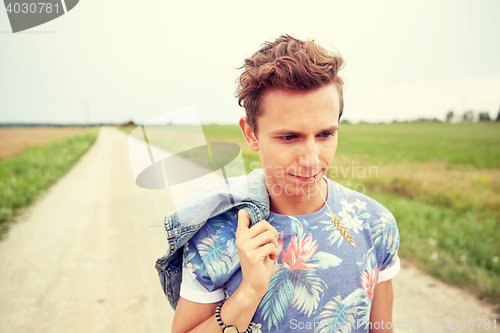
[268,178,328,215]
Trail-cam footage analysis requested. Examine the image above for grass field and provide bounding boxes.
[0,127,99,239]
[0,126,88,160]
[120,122,500,306]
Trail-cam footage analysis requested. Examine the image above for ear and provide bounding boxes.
[239,117,259,152]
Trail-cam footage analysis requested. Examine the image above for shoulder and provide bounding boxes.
[326,179,400,262]
[326,178,398,246]
[327,178,393,217]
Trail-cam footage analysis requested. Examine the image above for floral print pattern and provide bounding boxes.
[181,180,400,332]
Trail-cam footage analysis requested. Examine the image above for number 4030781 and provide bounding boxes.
[444,319,496,330]
[5,3,60,14]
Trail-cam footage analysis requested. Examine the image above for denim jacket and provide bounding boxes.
[155,169,270,309]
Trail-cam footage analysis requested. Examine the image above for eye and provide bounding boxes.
[282,135,295,141]
[321,132,334,138]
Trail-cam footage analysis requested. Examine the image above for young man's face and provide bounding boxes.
[240,83,340,198]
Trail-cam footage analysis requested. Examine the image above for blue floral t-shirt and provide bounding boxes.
[180,179,400,333]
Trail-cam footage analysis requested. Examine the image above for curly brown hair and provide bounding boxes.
[236,34,344,133]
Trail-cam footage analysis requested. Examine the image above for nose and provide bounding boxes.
[298,137,320,171]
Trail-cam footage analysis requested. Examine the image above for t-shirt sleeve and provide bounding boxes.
[179,241,226,304]
[179,209,241,304]
[372,208,401,283]
[378,250,400,283]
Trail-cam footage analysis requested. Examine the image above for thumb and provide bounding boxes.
[235,209,251,238]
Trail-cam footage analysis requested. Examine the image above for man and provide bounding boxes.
[170,35,400,333]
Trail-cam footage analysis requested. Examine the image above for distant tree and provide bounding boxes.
[463,110,474,122]
[122,120,136,126]
[496,109,500,121]
[446,110,454,122]
[478,112,491,121]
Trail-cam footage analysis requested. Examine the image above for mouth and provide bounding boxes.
[289,171,321,182]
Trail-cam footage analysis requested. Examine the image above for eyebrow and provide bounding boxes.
[270,125,340,136]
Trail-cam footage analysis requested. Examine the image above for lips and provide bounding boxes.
[289,171,321,181]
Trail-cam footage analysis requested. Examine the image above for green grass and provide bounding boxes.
[0,127,99,239]
[368,191,500,304]
[201,124,248,143]
[119,122,500,306]
[336,122,500,169]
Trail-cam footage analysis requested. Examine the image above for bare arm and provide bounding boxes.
[171,290,261,333]
[369,279,394,333]
[171,210,279,333]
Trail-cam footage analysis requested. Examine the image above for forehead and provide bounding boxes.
[257,83,340,132]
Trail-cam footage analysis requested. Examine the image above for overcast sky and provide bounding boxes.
[0,0,499,125]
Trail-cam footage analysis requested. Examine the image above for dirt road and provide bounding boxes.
[0,127,497,332]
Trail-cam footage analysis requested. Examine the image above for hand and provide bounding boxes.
[235,209,280,299]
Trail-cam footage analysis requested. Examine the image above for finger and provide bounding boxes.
[235,209,251,239]
[258,220,279,240]
[254,220,279,238]
[242,226,278,246]
[269,245,281,261]
[254,243,280,261]
[244,230,279,250]
[243,220,277,240]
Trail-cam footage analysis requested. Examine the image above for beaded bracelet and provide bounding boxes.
[215,301,253,333]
